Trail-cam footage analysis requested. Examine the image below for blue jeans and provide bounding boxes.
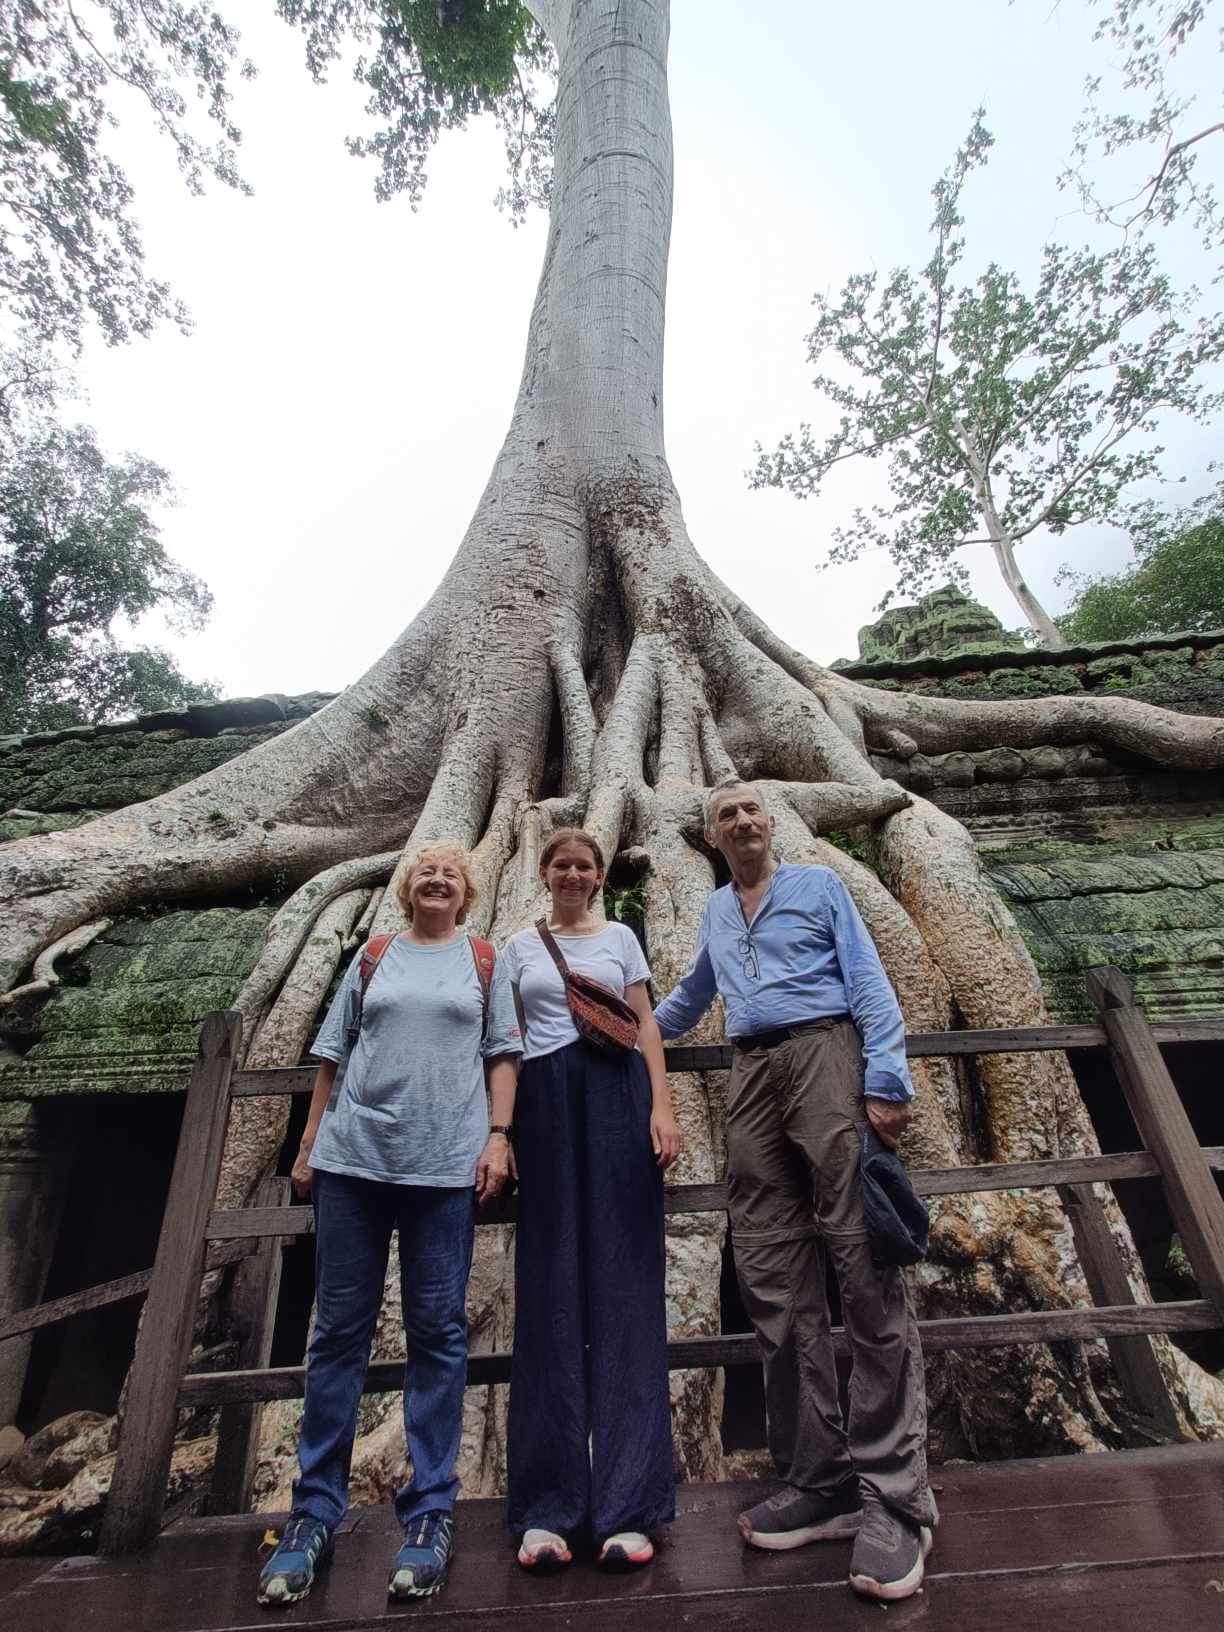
[293,1170,475,1529]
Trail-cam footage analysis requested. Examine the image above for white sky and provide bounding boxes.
[72,0,1222,699]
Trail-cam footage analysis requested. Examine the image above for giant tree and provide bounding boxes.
[4,1,1224,1500]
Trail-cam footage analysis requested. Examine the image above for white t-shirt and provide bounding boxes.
[501,922,651,1060]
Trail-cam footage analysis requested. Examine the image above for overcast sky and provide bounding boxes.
[72,0,1222,700]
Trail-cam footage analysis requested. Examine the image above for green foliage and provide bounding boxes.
[277,1,555,218]
[1065,0,1222,254]
[1059,486,1224,641]
[0,423,217,734]
[0,3,253,443]
[363,702,390,729]
[1,4,251,353]
[604,880,647,929]
[751,112,1224,634]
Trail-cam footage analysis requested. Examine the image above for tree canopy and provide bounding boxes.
[1067,0,1222,253]
[1059,485,1224,641]
[750,112,1224,649]
[276,1,555,217]
[0,1,253,434]
[0,423,216,734]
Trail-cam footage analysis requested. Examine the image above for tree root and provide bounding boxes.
[0,918,111,1009]
[235,852,400,1050]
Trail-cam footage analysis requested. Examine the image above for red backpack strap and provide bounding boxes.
[470,937,496,1036]
[359,932,396,993]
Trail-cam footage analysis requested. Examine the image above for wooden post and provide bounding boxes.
[99,1010,240,1555]
[205,1176,289,1515]
[1087,967,1224,1318]
[1055,1181,1184,1440]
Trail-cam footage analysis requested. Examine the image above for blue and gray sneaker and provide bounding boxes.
[389,1510,454,1599]
[257,1513,333,1607]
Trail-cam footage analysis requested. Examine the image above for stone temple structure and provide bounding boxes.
[2,590,1223,1544]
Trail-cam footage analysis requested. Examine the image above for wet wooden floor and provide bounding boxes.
[3,1443,1221,1631]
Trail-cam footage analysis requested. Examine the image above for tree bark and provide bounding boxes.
[2,0,1223,1533]
[990,530,1067,650]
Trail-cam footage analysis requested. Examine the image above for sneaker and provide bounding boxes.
[848,1495,933,1601]
[389,1510,454,1599]
[737,1483,863,1551]
[257,1513,333,1607]
[598,1531,654,1569]
[517,1528,573,1569]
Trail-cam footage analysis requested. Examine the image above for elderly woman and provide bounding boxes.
[257,842,521,1609]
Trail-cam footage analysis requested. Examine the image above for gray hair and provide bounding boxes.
[703,776,770,830]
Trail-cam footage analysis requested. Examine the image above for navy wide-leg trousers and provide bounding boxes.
[507,1040,675,1539]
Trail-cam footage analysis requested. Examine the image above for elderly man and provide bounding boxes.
[653,778,937,1603]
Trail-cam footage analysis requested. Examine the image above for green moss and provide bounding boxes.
[1,907,277,1095]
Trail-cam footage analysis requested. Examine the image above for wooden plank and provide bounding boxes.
[225,1016,1224,1097]
[11,1449,1224,1632]
[177,1298,1219,1406]
[205,1150,1224,1244]
[1088,966,1224,1317]
[99,1010,240,1556]
[0,1267,154,1343]
[0,1240,254,1344]
[205,1178,288,1517]
[228,1065,316,1098]
[1056,1181,1184,1439]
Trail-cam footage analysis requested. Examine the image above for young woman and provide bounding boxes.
[501,828,681,1571]
[257,842,521,1609]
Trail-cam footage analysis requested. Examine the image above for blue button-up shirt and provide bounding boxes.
[653,862,912,1100]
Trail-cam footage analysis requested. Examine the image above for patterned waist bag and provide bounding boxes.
[534,919,639,1055]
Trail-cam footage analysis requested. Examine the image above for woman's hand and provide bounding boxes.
[291,1129,317,1198]
[650,1107,682,1169]
[475,1133,516,1203]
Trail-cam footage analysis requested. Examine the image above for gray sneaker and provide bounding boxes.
[737,1483,863,1550]
[848,1495,933,1600]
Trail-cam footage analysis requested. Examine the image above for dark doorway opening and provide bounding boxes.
[1070,1040,1224,1372]
[18,1092,185,1433]
[269,1090,316,1368]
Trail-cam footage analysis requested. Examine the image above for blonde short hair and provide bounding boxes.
[396,841,478,924]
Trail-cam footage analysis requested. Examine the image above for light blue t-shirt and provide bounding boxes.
[309,935,522,1186]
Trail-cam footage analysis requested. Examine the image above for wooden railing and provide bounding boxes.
[7,967,1224,1555]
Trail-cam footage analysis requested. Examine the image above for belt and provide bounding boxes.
[731,1016,849,1052]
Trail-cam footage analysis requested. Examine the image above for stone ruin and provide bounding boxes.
[2,600,1223,1550]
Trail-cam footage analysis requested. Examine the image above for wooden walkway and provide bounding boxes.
[3,1443,1222,1631]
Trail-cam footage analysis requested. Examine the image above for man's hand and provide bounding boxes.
[475,1133,516,1203]
[864,1095,912,1150]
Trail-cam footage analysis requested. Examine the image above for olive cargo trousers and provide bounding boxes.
[726,1018,937,1526]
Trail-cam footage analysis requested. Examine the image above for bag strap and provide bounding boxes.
[534,918,572,982]
[358,932,396,994]
[469,936,495,1038]
[347,931,396,1046]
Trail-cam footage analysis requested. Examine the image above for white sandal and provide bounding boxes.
[517,1528,572,1569]
[598,1531,654,1568]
